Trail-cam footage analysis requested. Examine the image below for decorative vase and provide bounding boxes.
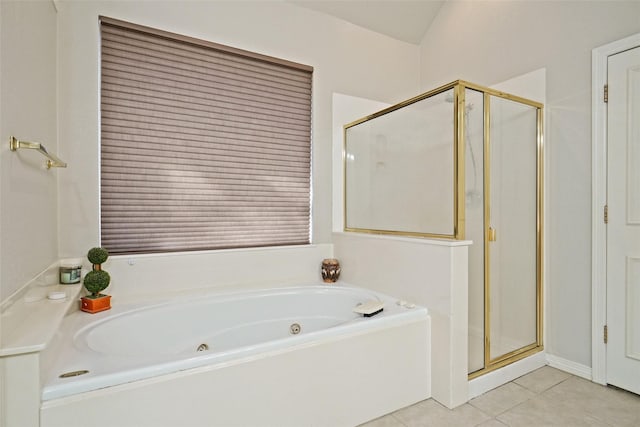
[321,258,341,283]
[80,294,111,314]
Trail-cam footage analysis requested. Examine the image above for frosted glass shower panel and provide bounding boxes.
[345,90,455,236]
[488,96,539,361]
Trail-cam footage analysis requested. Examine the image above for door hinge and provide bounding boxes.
[604,84,609,103]
[604,325,608,344]
[604,204,608,224]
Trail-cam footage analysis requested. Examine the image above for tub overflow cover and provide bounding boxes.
[59,370,89,378]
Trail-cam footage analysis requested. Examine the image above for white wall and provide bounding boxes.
[0,0,58,303]
[55,0,421,263]
[419,1,640,368]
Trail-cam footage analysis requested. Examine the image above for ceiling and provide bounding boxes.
[289,0,446,45]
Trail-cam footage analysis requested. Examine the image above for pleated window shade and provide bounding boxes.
[100,17,313,254]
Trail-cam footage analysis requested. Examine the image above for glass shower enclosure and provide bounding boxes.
[343,80,543,377]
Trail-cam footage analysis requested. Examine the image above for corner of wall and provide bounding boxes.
[0,0,59,303]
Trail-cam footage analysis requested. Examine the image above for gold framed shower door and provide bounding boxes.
[342,80,544,378]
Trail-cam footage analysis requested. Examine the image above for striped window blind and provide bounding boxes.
[100,17,313,254]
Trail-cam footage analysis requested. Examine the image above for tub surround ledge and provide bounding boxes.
[0,261,82,427]
[1,263,82,357]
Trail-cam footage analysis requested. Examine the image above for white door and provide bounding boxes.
[607,45,640,395]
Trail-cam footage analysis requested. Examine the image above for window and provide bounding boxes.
[100,17,313,254]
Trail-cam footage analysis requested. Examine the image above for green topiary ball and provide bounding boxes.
[87,247,109,265]
[83,270,111,297]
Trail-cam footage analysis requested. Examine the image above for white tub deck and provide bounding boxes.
[40,284,431,427]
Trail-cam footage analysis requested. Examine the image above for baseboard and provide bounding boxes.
[468,353,593,400]
[545,354,592,380]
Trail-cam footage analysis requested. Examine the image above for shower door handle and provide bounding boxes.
[488,227,497,242]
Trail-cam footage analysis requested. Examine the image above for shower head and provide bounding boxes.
[443,93,473,111]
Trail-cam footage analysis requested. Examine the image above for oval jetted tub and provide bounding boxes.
[40,284,431,427]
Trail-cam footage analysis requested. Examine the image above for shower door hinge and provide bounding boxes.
[604,84,609,103]
[604,204,608,224]
[604,325,608,344]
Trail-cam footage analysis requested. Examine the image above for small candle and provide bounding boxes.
[59,259,82,284]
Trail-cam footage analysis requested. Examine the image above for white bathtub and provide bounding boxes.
[40,284,431,427]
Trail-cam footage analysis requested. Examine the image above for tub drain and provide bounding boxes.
[290,323,301,335]
[59,370,89,378]
[196,343,209,352]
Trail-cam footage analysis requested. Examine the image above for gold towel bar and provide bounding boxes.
[9,136,67,169]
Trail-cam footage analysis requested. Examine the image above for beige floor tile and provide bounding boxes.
[392,399,492,427]
[469,382,535,416]
[358,370,640,427]
[513,366,572,393]
[357,413,405,427]
[476,419,508,427]
[541,376,640,427]
[497,394,611,427]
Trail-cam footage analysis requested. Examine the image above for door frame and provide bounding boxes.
[591,32,640,385]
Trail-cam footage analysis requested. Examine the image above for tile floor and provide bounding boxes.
[360,366,640,427]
